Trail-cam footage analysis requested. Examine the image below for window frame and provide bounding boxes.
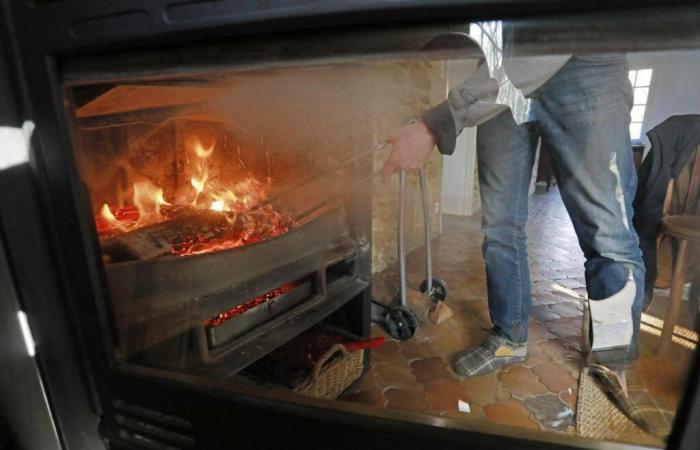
[628,68,654,142]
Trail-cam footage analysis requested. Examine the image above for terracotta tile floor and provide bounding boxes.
[341,188,696,438]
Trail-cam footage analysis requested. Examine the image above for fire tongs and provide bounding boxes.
[262,130,447,341]
[368,159,448,340]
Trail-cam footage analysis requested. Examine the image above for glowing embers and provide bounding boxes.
[168,204,295,257]
[95,137,295,260]
[204,283,297,328]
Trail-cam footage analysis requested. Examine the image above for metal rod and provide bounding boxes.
[251,142,388,214]
[419,166,432,292]
[398,169,407,307]
[77,101,211,130]
[292,168,382,223]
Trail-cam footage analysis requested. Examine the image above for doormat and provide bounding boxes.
[576,370,664,447]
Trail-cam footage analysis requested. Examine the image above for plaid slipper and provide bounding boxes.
[589,364,674,440]
[453,332,527,377]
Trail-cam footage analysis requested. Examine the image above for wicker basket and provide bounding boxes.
[293,343,364,399]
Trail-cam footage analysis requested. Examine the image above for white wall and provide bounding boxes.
[441,127,478,215]
[627,50,700,149]
[440,59,480,216]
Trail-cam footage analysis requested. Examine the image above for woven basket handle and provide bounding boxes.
[312,344,350,380]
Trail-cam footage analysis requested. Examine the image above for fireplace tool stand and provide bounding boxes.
[372,165,448,341]
[205,129,446,342]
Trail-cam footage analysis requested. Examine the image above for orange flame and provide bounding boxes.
[95,136,295,257]
[190,139,214,206]
[100,204,121,228]
[193,139,214,159]
[191,175,207,194]
[133,180,170,222]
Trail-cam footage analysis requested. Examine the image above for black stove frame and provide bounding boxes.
[1,1,700,450]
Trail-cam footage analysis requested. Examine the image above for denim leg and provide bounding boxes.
[531,55,645,366]
[477,110,539,343]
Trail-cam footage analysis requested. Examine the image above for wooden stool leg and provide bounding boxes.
[659,239,689,354]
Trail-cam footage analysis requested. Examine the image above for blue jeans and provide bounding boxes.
[476,55,645,367]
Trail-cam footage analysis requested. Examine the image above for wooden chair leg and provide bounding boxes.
[659,239,689,354]
[690,273,700,333]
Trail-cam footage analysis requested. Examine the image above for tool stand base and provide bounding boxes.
[420,278,448,302]
[383,303,419,340]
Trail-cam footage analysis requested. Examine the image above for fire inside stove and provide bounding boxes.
[65,69,381,371]
[204,282,297,328]
[93,138,298,260]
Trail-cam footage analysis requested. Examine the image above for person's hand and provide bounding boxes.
[383,120,437,175]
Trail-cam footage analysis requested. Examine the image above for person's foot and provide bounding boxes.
[590,364,674,440]
[453,332,527,377]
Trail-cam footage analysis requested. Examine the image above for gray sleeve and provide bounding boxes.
[422,101,457,155]
[421,61,504,155]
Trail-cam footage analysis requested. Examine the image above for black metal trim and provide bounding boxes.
[99,368,647,450]
[2,1,700,449]
[0,177,63,450]
[0,22,19,127]
[667,350,700,450]
[0,20,103,450]
[7,1,689,55]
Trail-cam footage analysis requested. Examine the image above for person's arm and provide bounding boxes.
[384,60,502,173]
[422,61,502,155]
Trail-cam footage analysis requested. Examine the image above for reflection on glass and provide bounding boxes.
[631,105,646,122]
[636,68,653,86]
[630,122,643,140]
[634,86,650,105]
[61,23,699,450]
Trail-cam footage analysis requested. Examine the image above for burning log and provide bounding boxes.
[101,209,226,261]
[101,204,296,261]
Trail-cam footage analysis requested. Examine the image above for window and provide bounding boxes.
[628,68,653,140]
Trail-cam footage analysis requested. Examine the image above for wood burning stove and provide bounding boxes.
[65,74,370,378]
[1,4,472,445]
[2,2,700,450]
